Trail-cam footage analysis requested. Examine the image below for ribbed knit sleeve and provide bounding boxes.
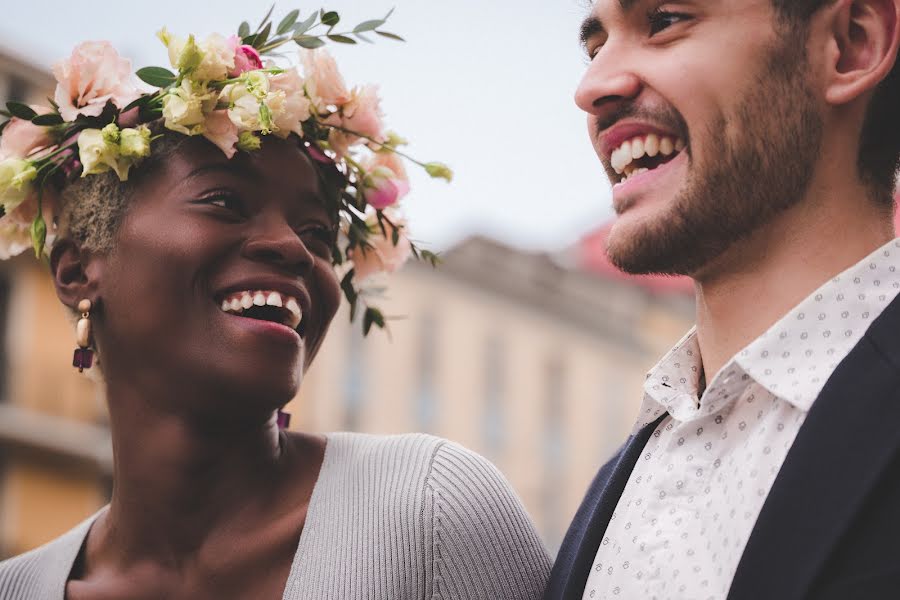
[0,515,93,600]
[425,441,551,600]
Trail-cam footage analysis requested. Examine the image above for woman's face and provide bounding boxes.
[93,135,341,413]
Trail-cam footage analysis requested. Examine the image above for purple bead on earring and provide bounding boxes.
[277,410,291,429]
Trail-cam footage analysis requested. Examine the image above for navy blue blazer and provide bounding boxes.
[545,293,900,600]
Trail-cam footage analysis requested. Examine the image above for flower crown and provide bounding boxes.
[0,7,450,335]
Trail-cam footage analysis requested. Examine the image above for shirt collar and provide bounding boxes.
[634,237,900,432]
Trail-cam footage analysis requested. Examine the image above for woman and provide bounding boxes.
[0,9,550,599]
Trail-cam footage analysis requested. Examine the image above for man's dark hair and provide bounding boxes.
[773,0,899,202]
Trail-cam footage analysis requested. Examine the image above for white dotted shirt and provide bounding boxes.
[582,238,900,600]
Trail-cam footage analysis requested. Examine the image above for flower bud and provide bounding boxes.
[424,161,453,182]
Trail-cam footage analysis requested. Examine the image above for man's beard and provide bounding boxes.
[607,33,824,276]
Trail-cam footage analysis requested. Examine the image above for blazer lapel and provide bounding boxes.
[728,295,900,600]
[550,416,664,599]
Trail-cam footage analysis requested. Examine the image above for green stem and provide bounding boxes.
[322,124,429,168]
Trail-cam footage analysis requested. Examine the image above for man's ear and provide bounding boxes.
[50,238,102,310]
[822,0,899,105]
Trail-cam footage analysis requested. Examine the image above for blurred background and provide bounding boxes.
[0,0,698,558]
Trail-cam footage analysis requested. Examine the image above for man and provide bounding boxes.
[545,0,900,598]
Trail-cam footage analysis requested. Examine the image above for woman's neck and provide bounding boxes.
[91,378,320,567]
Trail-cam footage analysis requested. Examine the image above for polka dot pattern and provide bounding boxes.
[582,239,900,600]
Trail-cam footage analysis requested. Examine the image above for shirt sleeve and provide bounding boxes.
[424,441,551,600]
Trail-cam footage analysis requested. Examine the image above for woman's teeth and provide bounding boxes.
[219,290,303,330]
[610,133,685,182]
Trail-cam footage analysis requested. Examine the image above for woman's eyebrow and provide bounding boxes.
[184,162,261,182]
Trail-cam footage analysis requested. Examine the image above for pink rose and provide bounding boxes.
[361,152,409,210]
[203,110,240,158]
[229,36,263,76]
[268,69,311,138]
[350,215,412,283]
[0,112,54,159]
[341,85,385,143]
[53,41,141,122]
[301,49,350,108]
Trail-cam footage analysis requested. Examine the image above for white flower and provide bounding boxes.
[193,33,236,81]
[119,125,152,159]
[162,79,214,136]
[0,158,37,215]
[0,220,32,260]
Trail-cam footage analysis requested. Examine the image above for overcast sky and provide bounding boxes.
[1,0,613,252]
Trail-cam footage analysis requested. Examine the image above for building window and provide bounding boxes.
[540,355,566,552]
[414,311,439,432]
[482,333,506,455]
[3,75,27,106]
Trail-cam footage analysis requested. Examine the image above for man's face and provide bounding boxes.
[576,0,824,276]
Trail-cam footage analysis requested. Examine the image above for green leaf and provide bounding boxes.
[327,34,356,44]
[255,4,275,32]
[293,12,318,35]
[255,22,272,48]
[383,7,396,20]
[421,250,440,267]
[354,32,374,43]
[363,307,385,335]
[31,214,47,259]
[375,30,405,42]
[353,19,385,33]
[136,66,177,88]
[6,102,37,120]
[31,113,63,126]
[294,35,326,49]
[238,21,250,38]
[277,9,300,34]
[121,93,155,113]
[321,11,340,27]
[0,120,9,137]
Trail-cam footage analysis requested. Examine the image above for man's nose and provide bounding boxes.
[574,43,643,128]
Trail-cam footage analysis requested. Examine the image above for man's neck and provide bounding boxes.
[693,187,894,381]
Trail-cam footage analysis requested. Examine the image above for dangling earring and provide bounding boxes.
[72,299,94,372]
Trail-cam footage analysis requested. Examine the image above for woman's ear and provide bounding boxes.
[50,238,102,310]
[822,0,899,106]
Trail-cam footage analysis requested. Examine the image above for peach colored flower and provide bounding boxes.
[53,41,141,122]
[301,49,350,108]
[203,110,240,158]
[341,85,385,143]
[0,220,31,259]
[268,69,311,138]
[0,111,54,160]
[350,214,412,283]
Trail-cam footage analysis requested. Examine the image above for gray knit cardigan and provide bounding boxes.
[0,432,551,599]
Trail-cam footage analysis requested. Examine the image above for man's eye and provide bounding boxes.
[648,10,688,35]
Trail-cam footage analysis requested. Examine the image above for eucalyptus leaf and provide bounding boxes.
[238,21,250,38]
[294,35,326,49]
[327,34,356,44]
[6,102,37,120]
[255,4,275,33]
[293,12,318,35]
[375,31,405,42]
[255,22,272,48]
[354,32,374,43]
[384,7,395,20]
[31,114,63,126]
[353,19,385,33]
[321,11,340,27]
[277,9,300,34]
[136,66,177,88]
[0,109,10,119]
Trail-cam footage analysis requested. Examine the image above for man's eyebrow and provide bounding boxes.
[579,0,642,48]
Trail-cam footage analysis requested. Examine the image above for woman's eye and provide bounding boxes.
[196,193,244,215]
[648,10,688,35]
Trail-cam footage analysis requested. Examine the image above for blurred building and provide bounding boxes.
[0,48,696,557]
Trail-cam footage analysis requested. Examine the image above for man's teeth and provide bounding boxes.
[219,290,303,330]
[610,133,685,176]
